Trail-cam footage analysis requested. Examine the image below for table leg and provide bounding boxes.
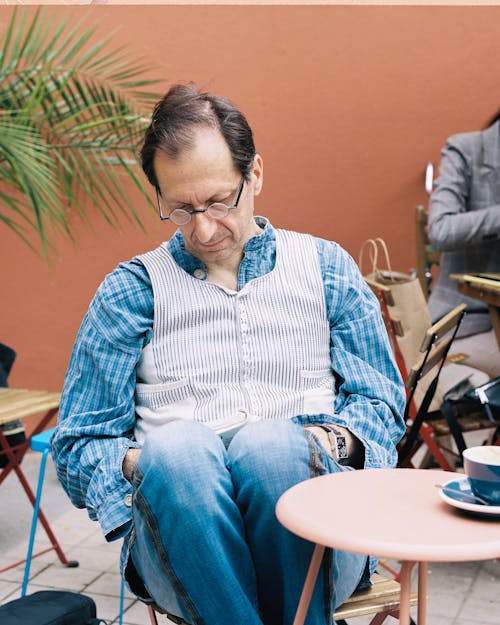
[417,561,428,625]
[292,544,325,625]
[398,560,415,625]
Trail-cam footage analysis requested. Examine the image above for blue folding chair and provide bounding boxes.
[22,427,128,624]
[21,428,78,596]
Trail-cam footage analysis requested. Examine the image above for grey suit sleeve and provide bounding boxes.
[428,136,500,251]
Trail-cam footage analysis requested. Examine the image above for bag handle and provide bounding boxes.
[358,237,393,276]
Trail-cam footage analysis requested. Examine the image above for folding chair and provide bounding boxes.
[0,389,77,574]
[415,204,440,299]
[365,286,498,470]
[397,304,470,468]
[400,307,499,468]
[142,571,418,625]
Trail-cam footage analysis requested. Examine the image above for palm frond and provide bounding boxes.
[0,6,161,257]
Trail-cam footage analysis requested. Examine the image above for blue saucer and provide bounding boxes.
[438,476,500,518]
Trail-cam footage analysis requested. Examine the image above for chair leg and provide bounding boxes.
[22,448,49,596]
[20,448,78,593]
[418,425,455,472]
[0,431,30,487]
[377,560,400,579]
[440,400,468,455]
[119,577,125,625]
[366,612,417,625]
[148,605,159,625]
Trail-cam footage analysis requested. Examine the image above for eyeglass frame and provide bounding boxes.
[156,176,245,225]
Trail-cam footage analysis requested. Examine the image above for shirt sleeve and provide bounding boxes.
[51,259,153,540]
[428,134,500,251]
[316,238,406,468]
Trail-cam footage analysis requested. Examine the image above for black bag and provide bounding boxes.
[0,590,103,625]
[465,376,500,423]
[0,342,26,469]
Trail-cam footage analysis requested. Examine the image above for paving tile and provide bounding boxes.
[457,596,500,624]
[84,571,134,599]
[423,618,454,625]
[468,561,500,601]
[66,545,120,572]
[55,527,98,548]
[153,612,180,624]
[120,598,156,624]
[0,539,61,571]
[0,580,20,603]
[0,558,53,584]
[28,564,101,592]
[431,559,482,579]
[119,600,190,625]
[426,569,474,596]
[52,506,96,529]
[480,559,500,579]
[14,525,95,553]
[84,590,134,622]
[81,529,117,549]
[425,590,465,621]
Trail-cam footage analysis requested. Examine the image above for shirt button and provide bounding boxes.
[124,493,133,507]
[193,268,206,280]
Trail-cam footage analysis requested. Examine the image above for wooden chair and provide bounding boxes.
[401,308,498,468]
[0,388,78,573]
[144,571,418,625]
[365,279,497,470]
[415,204,440,299]
[397,304,469,469]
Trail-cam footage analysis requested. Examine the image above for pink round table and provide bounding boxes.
[275,468,500,625]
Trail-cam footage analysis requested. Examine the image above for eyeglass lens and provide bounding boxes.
[169,203,231,225]
[158,176,245,225]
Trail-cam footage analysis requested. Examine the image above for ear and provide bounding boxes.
[252,154,264,196]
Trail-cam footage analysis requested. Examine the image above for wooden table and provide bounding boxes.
[0,388,74,573]
[276,468,500,625]
[451,273,500,348]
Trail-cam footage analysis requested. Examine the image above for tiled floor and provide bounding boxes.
[1,452,499,624]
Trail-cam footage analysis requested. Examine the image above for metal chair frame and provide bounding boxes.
[0,390,77,575]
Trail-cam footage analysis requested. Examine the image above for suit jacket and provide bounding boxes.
[428,119,500,337]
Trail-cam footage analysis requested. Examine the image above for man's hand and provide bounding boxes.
[123,448,142,482]
[305,425,365,468]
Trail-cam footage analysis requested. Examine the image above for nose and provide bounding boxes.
[191,211,219,243]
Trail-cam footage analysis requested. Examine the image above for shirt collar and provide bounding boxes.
[167,216,275,277]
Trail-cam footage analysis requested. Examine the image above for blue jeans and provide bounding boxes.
[122,418,367,625]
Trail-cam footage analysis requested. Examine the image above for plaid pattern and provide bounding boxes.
[51,218,405,540]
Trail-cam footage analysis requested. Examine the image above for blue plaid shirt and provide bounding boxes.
[52,218,405,540]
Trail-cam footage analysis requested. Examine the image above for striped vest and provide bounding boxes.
[134,229,335,442]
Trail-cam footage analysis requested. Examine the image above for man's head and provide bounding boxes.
[141,84,264,269]
[141,83,256,188]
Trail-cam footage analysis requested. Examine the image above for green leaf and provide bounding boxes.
[0,6,161,259]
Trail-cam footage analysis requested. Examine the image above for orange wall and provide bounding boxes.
[1,5,500,394]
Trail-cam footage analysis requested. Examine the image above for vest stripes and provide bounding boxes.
[134,230,335,442]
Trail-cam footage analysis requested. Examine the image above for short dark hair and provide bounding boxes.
[141,83,256,189]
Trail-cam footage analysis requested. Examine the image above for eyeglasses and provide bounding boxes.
[156,176,245,226]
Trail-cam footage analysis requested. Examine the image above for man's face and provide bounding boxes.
[154,127,263,268]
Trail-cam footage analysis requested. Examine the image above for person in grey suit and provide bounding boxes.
[428,112,500,378]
